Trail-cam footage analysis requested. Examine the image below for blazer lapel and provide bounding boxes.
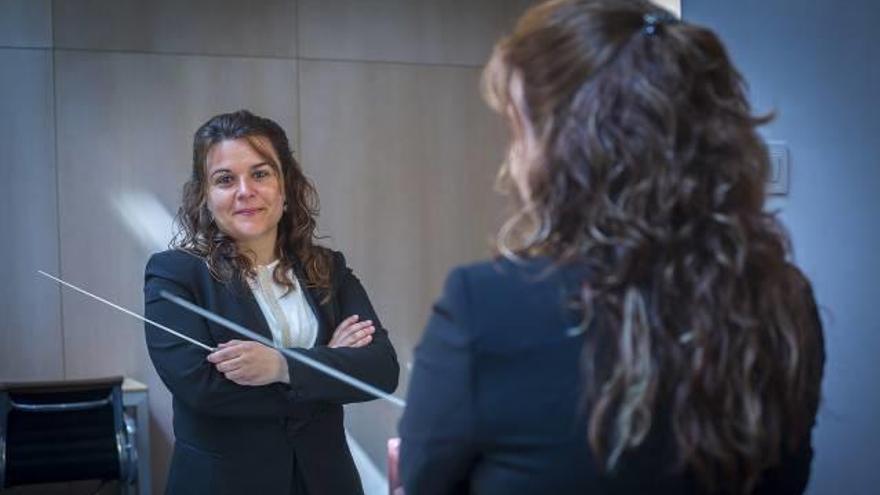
[293,261,334,346]
[234,281,275,342]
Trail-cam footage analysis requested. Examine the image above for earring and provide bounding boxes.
[283,200,288,212]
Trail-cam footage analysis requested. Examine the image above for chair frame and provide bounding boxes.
[0,376,137,492]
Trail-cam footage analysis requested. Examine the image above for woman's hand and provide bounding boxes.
[207,340,290,386]
[328,314,375,348]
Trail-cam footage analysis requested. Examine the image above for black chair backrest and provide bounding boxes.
[0,376,125,488]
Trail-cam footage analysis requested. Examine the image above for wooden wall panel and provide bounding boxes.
[0,49,62,382]
[0,0,51,48]
[299,0,534,65]
[300,58,507,463]
[54,0,296,57]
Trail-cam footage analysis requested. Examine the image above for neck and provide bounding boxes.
[239,235,278,266]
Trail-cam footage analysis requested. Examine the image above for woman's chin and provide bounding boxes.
[226,227,275,245]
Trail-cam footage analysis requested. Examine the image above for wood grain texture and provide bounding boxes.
[300,58,508,463]
[299,0,535,65]
[54,0,297,57]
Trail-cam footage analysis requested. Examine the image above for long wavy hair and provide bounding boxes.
[172,110,332,295]
[483,0,823,492]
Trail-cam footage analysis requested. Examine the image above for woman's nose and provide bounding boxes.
[235,177,256,198]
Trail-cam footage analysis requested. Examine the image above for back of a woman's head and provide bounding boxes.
[484,0,824,492]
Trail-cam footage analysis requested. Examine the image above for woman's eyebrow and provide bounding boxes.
[209,162,270,178]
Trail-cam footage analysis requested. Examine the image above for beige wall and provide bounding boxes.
[652,0,682,16]
[0,1,531,492]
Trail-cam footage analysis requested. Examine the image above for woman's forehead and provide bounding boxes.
[206,136,280,171]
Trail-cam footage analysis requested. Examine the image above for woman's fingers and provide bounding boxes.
[328,315,359,347]
[351,334,373,348]
[208,341,254,370]
[335,315,359,332]
[207,343,245,363]
[343,320,373,336]
[339,323,374,341]
[330,315,378,348]
[342,314,360,325]
[215,355,245,373]
[214,344,286,386]
[328,312,378,348]
[339,325,375,347]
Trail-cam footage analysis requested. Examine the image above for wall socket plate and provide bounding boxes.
[766,141,790,196]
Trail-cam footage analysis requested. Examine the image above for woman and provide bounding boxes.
[399,1,824,494]
[144,110,399,494]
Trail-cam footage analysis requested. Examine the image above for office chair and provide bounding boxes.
[0,376,138,493]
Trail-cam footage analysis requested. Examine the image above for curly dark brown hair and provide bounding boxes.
[484,0,824,492]
[172,110,332,296]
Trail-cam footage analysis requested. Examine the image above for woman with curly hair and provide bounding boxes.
[399,1,824,493]
[144,110,399,494]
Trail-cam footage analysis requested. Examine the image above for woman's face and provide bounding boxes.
[204,137,285,252]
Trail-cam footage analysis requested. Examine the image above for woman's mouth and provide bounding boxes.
[234,208,264,216]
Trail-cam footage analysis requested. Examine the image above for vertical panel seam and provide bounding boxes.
[50,0,67,378]
[295,0,303,155]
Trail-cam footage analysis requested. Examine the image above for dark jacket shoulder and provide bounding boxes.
[146,249,206,278]
[446,257,587,345]
[451,256,583,292]
[325,248,349,285]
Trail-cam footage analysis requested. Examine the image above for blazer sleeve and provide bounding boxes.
[399,267,479,494]
[144,251,297,418]
[283,251,400,404]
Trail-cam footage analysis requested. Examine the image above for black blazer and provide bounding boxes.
[144,249,399,495]
[399,257,822,495]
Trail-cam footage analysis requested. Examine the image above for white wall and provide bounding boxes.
[652,0,681,16]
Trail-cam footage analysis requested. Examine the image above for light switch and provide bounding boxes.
[767,141,790,195]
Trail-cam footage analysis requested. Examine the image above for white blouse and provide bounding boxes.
[247,260,319,349]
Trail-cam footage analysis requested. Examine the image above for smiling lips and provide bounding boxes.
[234,207,265,216]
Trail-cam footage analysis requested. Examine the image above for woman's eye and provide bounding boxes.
[254,169,271,179]
[214,175,233,186]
